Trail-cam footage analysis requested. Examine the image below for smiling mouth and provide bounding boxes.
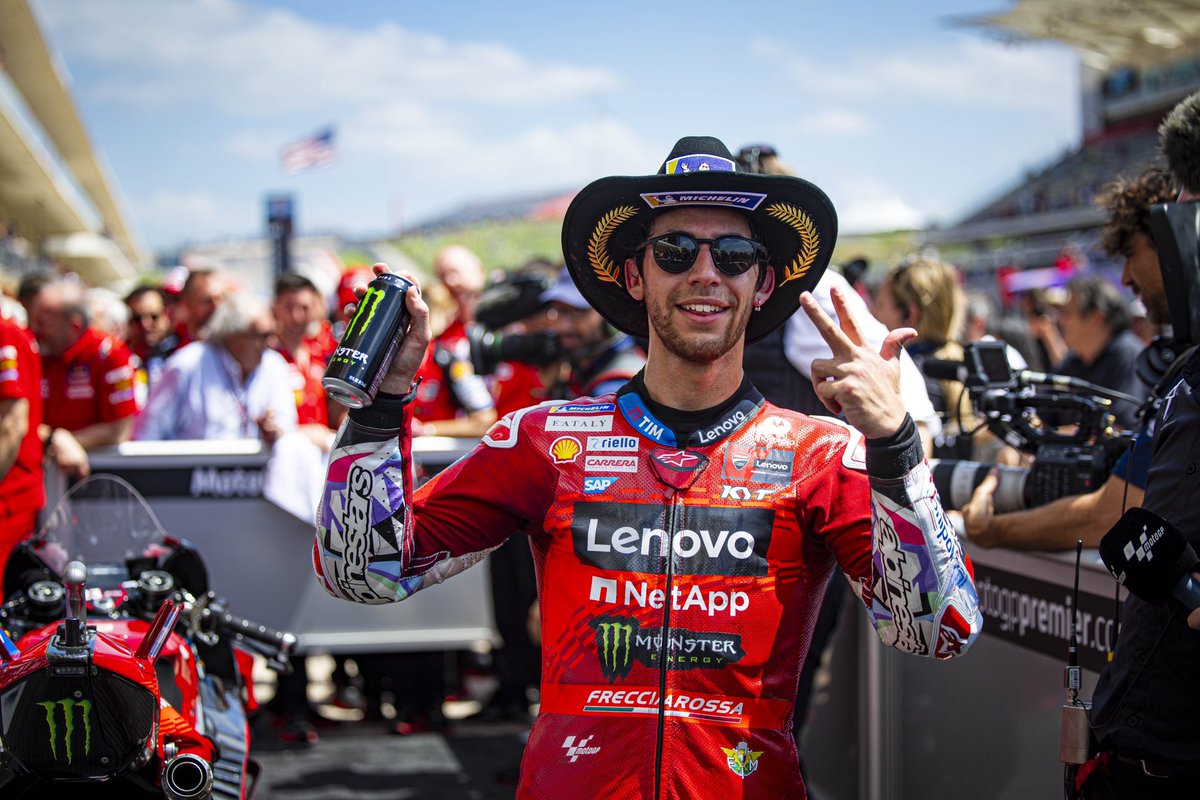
[678,302,728,314]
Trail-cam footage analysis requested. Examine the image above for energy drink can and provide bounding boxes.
[323,272,414,408]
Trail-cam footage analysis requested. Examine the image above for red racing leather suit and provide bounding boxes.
[313,382,980,799]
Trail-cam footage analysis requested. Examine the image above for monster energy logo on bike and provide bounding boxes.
[38,699,92,763]
[347,286,386,336]
[590,615,745,682]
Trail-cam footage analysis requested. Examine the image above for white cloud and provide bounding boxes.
[34,0,620,117]
[834,178,927,233]
[754,36,1074,112]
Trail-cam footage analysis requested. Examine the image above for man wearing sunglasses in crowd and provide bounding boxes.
[313,136,980,800]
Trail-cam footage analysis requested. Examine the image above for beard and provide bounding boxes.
[644,289,753,364]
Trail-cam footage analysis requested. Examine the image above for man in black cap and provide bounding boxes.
[313,136,979,799]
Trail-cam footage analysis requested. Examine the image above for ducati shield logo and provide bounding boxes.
[38,698,93,764]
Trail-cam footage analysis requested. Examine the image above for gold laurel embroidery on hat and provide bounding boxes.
[588,206,639,285]
[765,202,820,285]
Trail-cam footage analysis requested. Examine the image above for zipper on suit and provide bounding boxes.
[653,488,681,800]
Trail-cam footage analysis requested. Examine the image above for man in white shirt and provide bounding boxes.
[134,293,298,442]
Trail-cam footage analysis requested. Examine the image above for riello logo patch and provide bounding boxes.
[590,615,745,682]
[572,501,773,576]
[38,698,92,764]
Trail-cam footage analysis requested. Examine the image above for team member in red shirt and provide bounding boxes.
[30,281,137,469]
[272,273,335,430]
[412,245,496,437]
[0,316,44,575]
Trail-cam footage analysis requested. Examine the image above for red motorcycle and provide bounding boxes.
[0,474,295,799]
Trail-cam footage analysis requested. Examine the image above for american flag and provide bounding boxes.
[281,127,336,175]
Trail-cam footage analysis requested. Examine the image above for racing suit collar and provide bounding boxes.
[617,371,763,448]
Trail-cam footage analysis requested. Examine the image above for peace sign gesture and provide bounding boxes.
[799,285,915,439]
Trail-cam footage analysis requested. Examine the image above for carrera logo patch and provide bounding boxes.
[584,454,638,473]
[572,501,773,576]
[550,436,582,464]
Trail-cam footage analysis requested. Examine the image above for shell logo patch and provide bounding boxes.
[550,436,583,464]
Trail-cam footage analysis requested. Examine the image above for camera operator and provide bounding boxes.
[1049,276,1148,431]
[962,167,1177,550]
[539,266,645,398]
[1075,91,1200,799]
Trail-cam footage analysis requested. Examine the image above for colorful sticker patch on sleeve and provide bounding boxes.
[319,441,410,603]
[867,461,980,658]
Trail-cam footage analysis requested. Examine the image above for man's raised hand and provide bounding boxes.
[798,285,915,439]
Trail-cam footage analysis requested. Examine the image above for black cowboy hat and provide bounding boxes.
[561,135,837,344]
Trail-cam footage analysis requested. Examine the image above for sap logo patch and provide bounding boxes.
[549,436,582,464]
[584,476,619,494]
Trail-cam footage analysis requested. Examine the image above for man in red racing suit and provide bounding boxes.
[313,136,980,799]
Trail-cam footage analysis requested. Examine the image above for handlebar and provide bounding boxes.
[214,609,297,672]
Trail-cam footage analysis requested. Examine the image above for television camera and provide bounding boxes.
[466,272,563,375]
[929,341,1140,513]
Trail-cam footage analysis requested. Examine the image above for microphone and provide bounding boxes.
[1098,506,1200,610]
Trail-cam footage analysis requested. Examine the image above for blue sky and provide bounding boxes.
[30,0,1081,253]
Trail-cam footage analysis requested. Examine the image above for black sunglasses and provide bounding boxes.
[638,233,767,276]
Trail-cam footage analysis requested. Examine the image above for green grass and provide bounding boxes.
[392,218,923,281]
[393,219,564,275]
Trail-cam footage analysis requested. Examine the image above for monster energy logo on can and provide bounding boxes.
[38,698,92,764]
[346,285,386,338]
[590,615,745,682]
[323,272,413,408]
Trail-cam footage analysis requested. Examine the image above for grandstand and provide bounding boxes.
[927,1,1200,287]
[0,0,148,286]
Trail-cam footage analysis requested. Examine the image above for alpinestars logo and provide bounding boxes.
[561,735,601,762]
[590,615,745,682]
[38,699,92,764]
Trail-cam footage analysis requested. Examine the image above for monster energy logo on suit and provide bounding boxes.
[591,615,745,681]
[38,699,92,764]
[323,272,413,409]
[573,501,773,576]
